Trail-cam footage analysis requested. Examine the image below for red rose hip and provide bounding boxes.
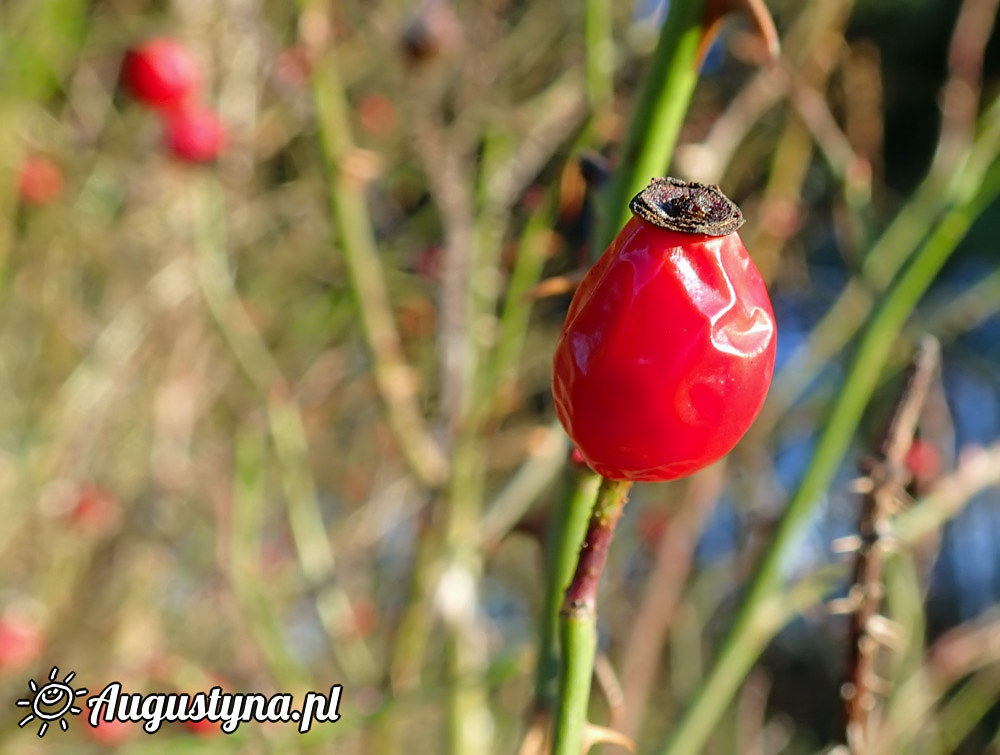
[164,106,226,163]
[124,38,200,110]
[552,178,776,482]
[17,155,64,205]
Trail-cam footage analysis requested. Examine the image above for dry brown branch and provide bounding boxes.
[930,0,1000,178]
[844,336,940,754]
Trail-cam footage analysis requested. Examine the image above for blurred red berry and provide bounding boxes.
[124,38,200,111]
[358,93,398,137]
[68,485,120,537]
[637,508,669,549]
[346,597,379,639]
[85,718,135,746]
[274,46,311,88]
[414,245,442,281]
[0,612,43,671]
[905,438,942,486]
[184,717,220,736]
[17,155,63,206]
[164,106,226,163]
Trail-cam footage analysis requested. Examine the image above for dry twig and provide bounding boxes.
[842,336,940,753]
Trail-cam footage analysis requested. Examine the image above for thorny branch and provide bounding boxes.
[842,336,941,754]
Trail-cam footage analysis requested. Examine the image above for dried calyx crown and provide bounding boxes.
[629,177,745,237]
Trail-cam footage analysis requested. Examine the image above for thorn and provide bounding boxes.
[583,723,636,753]
[525,270,585,300]
[857,634,880,658]
[516,710,550,755]
[873,531,905,555]
[827,597,856,615]
[840,681,857,701]
[849,476,875,494]
[866,615,906,650]
[863,672,892,696]
[866,582,885,602]
[702,0,780,66]
[876,488,910,515]
[828,587,864,615]
[831,534,862,554]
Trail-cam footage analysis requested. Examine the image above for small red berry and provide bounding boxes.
[163,106,226,163]
[68,485,120,537]
[358,93,398,137]
[0,611,43,671]
[184,717,220,736]
[552,178,776,482]
[124,38,200,111]
[17,155,64,206]
[905,438,942,485]
[637,508,670,549]
[85,718,135,746]
[273,46,312,89]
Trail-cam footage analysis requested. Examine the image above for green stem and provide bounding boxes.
[551,477,632,755]
[585,0,613,110]
[308,44,448,488]
[535,469,602,710]
[761,91,1000,430]
[443,432,492,755]
[658,136,1000,755]
[597,0,705,250]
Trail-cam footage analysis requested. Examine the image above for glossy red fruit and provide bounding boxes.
[164,106,226,163]
[552,178,776,482]
[124,38,200,111]
[18,155,64,205]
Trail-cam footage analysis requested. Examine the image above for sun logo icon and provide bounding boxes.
[16,666,88,737]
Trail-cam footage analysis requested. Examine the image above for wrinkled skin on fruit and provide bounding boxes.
[552,216,776,481]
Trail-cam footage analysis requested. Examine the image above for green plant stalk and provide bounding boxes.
[268,389,379,686]
[535,470,602,709]
[487,203,554,411]
[762,92,1000,429]
[880,551,925,755]
[443,431,493,755]
[936,668,1000,754]
[555,606,599,754]
[658,145,1000,755]
[191,177,377,685]
[0,0,87,276]
[480,420,569,549]
[597,0,704,250]
[760,185,944,428]
[230,428,308,692]
[551,477,632,755]
[929,264,1000,341]
[309,49,448,488]
[585,0,613,109]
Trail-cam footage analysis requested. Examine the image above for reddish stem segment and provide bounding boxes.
[552,477,633,755]
[562,478,634,617]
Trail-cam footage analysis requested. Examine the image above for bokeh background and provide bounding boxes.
[3,0,1000,752]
